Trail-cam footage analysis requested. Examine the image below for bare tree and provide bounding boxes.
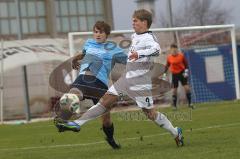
[160,0,232,27]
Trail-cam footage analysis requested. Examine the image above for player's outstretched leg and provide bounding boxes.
[55,102,107,132]
[54,116,80,132]
[55,94,118,133]
[174,127,184,147]
[142,108,184,147]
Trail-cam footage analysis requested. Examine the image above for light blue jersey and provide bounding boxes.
[79,39,127,86]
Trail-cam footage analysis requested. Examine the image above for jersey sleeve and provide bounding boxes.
[137,36,161,58]
[113,51,128,64]
[166,56,170,67]
[182,53,189,69]
[82,40,90,55]
[164,56,170,73]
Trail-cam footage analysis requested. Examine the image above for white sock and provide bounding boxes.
[154,112,178,137]
[74,103,107,126]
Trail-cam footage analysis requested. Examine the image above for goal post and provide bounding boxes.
[0,39,4,124]
[68,24,240,103]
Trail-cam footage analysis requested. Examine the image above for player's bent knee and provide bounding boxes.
[100,94,118,109]
[147,113,155,121]
[69,88,83,100]
[142,109,156,121]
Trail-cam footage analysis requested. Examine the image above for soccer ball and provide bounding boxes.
[59,93,81,114]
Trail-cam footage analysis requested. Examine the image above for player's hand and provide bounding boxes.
[72,57,80,70]
[183,69,189,78]
[129,51,139,61]
[159,73,167,81]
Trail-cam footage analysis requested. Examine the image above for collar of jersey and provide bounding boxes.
[136,31,152,35]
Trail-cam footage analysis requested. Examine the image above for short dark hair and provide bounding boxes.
[132,9,152,28]
[93,21,111,36]
[170,43,178,48]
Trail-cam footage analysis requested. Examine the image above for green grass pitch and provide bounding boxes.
[0,100,240,159]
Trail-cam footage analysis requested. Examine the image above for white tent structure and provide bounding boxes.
[2,39,69,72]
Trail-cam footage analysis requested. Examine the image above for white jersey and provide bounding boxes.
[107,31,162,109]
[126,31,161,79]
[128,31,161,63]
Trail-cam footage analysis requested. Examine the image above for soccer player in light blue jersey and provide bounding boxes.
[55,21,127,149]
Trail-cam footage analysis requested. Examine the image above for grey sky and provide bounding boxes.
[112,0,240,30]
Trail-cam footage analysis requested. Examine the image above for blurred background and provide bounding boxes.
[0,0,239,122]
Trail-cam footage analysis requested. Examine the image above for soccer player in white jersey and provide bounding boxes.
[55,9,184,147]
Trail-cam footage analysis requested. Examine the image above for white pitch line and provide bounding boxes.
[0,122,239,151]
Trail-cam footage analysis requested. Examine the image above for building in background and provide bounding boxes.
[0,0,113,40]
[0,0,113,121]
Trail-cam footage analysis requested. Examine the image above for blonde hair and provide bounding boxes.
[132,9,152,28]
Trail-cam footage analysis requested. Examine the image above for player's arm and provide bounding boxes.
[72,50,86,70]
[182,54,189,77]
[72,40,90,70]
[164,60,170,74]
[113,51,128,65]
[183,54,189,69]
[129,37,161,60]
[137,37,161,57]
[158,57,170,80]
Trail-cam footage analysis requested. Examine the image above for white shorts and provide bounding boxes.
[107,70,154,109]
